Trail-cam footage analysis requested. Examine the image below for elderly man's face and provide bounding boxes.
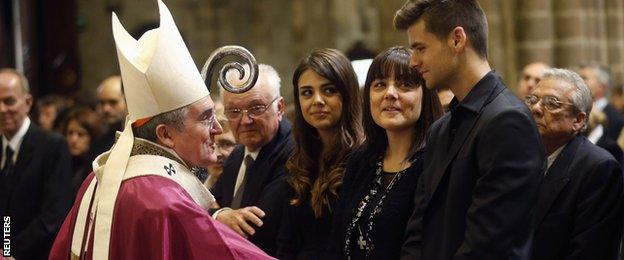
[527,78,583,146]
[169,96,223,168]
[579,68,605,101]
[0,72,32,139]
[222,75,283,151]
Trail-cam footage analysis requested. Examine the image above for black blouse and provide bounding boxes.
[331,146,424,259]
[277,185,338,259]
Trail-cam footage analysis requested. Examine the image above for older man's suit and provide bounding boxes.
[532,135,623,260]
[211,119,295,255]
[401,71,546,259]
[0,122,73,259]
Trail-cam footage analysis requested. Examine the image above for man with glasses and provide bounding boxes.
[525,68,623,259]
[210,64,295,256]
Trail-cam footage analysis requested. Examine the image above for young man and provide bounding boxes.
[394,0,546,258]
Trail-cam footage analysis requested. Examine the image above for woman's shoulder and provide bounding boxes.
[347,143,378,164]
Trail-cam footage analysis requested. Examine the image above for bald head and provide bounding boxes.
[0,69,33,139]
[517,62,550,98]
[96,75,127,125]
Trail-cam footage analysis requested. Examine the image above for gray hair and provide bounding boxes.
[542,68,593,132]
[0,68,30,94]
[579,62,612,89]
[133,105,189,142]
[220,63,282,104]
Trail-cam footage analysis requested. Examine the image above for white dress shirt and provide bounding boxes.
[1,117,30,169]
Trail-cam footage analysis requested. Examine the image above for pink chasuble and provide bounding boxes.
[49,173,272,259]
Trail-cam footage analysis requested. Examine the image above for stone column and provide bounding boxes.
[606,0,624,84]
[515,0,555,68]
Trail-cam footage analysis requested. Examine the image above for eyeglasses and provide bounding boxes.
[524,94,574,111]
[198,113,218,132]
[224,96,280,120]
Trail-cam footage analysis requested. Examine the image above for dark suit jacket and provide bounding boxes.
[603,103,624,141]
[533,135,623,260]
[0,122,73,259]
[596,133,624,166]
[401,71,546,260]
[211,119,295,256]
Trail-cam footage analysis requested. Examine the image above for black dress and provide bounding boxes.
[331,146,424,259]
[277,187,338,259]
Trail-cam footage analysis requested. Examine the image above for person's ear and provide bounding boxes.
[276,97,285,119]
[156,124,175,148]
[447,26,467,52]
[573,112,587,132]
[24,93,33,112]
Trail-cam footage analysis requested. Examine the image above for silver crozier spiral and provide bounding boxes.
[200,45,258,94]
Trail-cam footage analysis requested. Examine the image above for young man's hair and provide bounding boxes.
[394,0,489,59]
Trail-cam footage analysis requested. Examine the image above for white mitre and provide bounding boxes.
[87,1,209,258]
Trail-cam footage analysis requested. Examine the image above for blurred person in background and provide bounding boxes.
[204,107,237,189]
[579,62,624,140]
[60,106,105,193]
[517,62,550,98]
[585,108,624,165]
[609,84,624,113]
[91,75,126,155]
[0,68,72,259]
[36,94,71,132]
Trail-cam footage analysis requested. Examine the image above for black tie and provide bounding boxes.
[2,146,14,176]
[231,155,254,209]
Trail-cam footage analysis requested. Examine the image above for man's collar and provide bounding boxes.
[244,147,260,160]
[130,137,188,167]
[594,98,608,111]
[547,142,567,170]
[449,71,499,114]
[2,117,31,152]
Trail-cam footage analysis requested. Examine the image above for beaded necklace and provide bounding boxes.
[343,157,410,259]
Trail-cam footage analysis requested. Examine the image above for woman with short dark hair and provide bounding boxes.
[336,46,442,259]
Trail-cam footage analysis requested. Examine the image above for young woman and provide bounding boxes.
[277,48,363,259]
[61,106,105,193]
[337,46,442,259]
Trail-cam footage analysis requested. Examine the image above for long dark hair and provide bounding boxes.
[286,48,363,218]
[362,46,442,161]
[61,106,106,152]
